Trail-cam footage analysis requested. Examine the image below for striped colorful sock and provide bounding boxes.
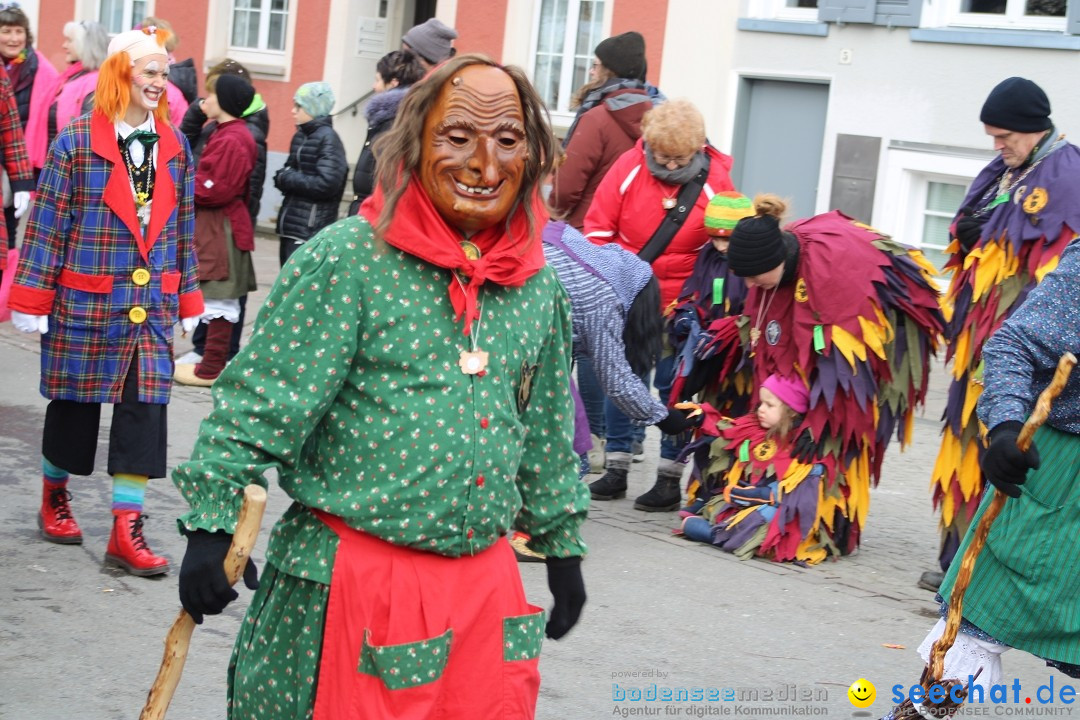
[111,474,149,513]
[42,457,69,486]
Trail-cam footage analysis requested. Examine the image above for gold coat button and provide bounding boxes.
[129,306,148,324]
[132,268,151,286]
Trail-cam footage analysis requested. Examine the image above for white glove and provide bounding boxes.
[12,191,30,219]
[180,316,200,334]
[11,310,48,333]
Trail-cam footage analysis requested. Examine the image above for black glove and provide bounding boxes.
[178,529,260,624]
[655,407,702,435]
[981,421,1040,499]
[954,210,986,253]
[545,556,585,640]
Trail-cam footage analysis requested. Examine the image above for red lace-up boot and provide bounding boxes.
[38,482,83,544]
[105,510,170,576]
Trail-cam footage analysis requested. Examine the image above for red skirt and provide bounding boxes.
[312,511,545,720]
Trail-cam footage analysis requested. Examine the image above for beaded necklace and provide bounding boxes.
[119,135,156,226]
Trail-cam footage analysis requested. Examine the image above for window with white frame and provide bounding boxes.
[746,0,820,21]
[533,0,605,115]
[99,0,148,34]
[231,0,289,53]
[920,180,968,274]
[949,0,1066,30]
[875,146,991,280]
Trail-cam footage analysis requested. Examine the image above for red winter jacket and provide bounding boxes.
[550,88,651,230]
[583,140,734,309]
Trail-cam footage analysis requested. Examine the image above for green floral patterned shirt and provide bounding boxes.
[174,217,589,584]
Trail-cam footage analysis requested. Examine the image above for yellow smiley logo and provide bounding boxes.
[847,678,876,708]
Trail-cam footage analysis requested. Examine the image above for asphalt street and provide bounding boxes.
[0,235,1069,720]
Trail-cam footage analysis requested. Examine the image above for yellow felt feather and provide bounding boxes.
[958,437,982,502]
[778,462,813,494]
[941,481,956,527]
[858,315,888,360]
[831,325,867,366]
[1035,254,1059,283]
[723,505,763,530]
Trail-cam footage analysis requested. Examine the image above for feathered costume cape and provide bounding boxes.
[687,415,829,564]
[669,244,752,418]
[931,140,1080,563]
[682,211,944,557]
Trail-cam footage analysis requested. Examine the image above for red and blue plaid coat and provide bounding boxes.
[9,111,203,404]
[0,62,34,270]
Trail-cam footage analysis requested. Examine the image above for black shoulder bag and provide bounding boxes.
[636,154,712,265]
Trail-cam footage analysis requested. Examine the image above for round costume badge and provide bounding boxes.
[794,278,808,303]
[753,438,778,462]
[1023,187,1048,215]
[765,319,781,346]
[460,240,482,260]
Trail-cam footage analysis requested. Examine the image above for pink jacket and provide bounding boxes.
[52,64,98,138]
[24,50,59,169]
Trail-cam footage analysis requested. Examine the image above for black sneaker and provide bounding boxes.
[589,468,628,500]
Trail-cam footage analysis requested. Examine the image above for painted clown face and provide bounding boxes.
[419,65,527,236]
[130,54,169,113]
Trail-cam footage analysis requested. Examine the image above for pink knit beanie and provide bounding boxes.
[761,374,809,414]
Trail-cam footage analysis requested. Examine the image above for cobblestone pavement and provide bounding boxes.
[0,236,1067,720]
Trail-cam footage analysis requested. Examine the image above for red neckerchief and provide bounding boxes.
[360,175,549,335]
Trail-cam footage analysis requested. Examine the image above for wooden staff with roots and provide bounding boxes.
[139,484,268,720]
[892,352,1076,720]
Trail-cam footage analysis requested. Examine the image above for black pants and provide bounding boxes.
[42,356,168,478]
[280,237,304,267]
[0,204,16,287]
[192,293,247,359]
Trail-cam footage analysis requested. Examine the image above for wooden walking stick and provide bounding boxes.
[892,352,1076,719]
[139,484,268,720]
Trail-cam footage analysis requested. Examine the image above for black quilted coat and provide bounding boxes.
[274,115,347,242]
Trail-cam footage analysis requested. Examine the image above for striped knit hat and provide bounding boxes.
[705,192,754,237]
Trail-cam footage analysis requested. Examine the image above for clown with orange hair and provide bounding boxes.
[7,26,202,576]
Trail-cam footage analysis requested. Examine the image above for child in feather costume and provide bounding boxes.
[681,374,828,563]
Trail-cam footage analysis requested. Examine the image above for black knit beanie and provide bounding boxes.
[979,77,1051,133]
[215,73,255,119]
[594,31,646,80]
[728,215,786,277]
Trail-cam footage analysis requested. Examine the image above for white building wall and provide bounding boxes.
[730,22,1080,246]
[659,0,743,157]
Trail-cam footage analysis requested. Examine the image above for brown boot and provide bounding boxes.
[105,510,169,576]
[194,317,233,381]
[38,481,83,544]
